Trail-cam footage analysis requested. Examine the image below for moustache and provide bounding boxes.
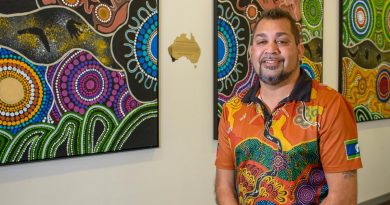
[258,54,284,64]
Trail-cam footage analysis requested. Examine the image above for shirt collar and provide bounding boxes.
[242,69,312,104]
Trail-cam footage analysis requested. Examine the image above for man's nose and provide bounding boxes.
[265,42,280,54]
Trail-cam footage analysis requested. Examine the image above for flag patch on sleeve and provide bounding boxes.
[344,139,360,160]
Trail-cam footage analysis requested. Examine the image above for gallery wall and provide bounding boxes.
[0,0,388,204]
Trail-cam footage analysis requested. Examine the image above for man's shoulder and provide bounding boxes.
[311,80,348,104]
[312,80,342,97]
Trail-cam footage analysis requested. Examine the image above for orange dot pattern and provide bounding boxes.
[0,58,43,126]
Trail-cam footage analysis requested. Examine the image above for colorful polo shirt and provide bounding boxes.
[215,71,362,205]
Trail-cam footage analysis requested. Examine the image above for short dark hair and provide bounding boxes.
[251,8,301,45]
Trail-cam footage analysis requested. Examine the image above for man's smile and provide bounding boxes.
[260,58,284,69]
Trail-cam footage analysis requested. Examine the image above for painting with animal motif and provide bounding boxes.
[0,0,159,165]
[339,0,390,122]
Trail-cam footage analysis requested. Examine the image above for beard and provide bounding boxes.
[258,65,295,85]
[256,56,299,86]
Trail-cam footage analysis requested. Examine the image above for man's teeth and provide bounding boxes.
[264,60,279,63]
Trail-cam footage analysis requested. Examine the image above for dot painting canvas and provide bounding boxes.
[339,0,390,122]
[214,0,324,139]
[0,0,159,165]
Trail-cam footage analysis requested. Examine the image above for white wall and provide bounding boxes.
[0,0,388,204]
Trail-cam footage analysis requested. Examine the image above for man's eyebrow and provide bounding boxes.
[253,33,267,39]
[275,32,289,38]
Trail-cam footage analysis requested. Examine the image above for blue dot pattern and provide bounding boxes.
[136,13,158,79]
[217,17,238,80]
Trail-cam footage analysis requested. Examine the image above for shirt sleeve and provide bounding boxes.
[215,104,235,170]
[318,91,363,173]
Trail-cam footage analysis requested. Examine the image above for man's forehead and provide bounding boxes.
[253,32,290,38]
[253,19,293,36]
[257,18,291,26]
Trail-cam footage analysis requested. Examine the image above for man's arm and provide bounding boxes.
[215,168,239,205]
[320,170,358,205]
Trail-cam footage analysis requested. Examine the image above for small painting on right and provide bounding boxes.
[339,0,390,122]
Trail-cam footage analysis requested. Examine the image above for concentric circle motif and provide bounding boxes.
[376,68,390,102]
[54,52,113,115]
[349,0,373,39]
[73,69,107,103]
[272,152,287,172]
[113,85,140,120]
[382,1,390,41]
[217,17,238,81]
[295,183,316,204]
[245,4,258,21]
[302,0,323,29]
[358,78,367,95]
[51,51,136,121]
[376,33,384,48]
[61,0,79,7]
[135,12,158,81]
[95,4,112,23]
[309,168,325,186]
[0,49,52,134]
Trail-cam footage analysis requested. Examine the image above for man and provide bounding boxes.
[215,8,362,205]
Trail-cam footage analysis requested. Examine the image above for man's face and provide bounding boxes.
[249,18,303,86]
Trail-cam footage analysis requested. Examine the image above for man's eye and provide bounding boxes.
[276,40,288,45]
[256,41,266,45]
